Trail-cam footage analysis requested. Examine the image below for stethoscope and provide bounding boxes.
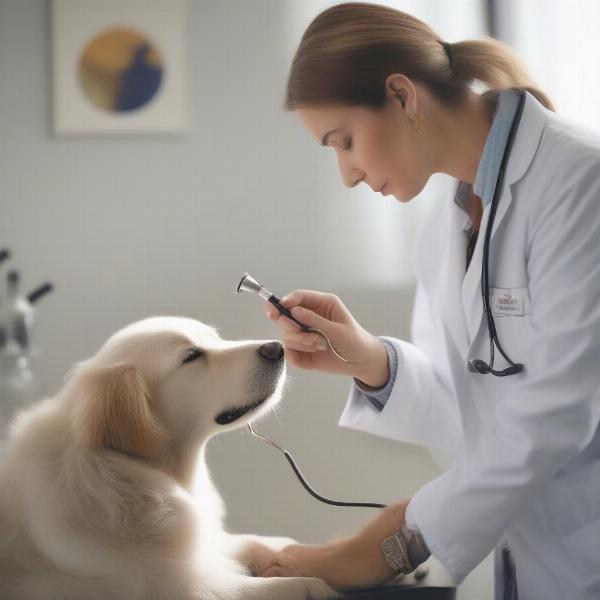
[467,88,526,377]
[236,275,380,505]
[234,91,526,576]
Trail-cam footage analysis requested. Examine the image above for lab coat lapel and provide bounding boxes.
[416,190,470,357]
[460,186,513,344]
[460,91,548,347]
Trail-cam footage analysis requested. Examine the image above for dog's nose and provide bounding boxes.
[258,341,284,361]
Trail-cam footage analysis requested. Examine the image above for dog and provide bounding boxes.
[0,316,340,599]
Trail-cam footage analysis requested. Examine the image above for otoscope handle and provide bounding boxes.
[268,295,310,332]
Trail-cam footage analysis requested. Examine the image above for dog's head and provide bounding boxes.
[64,317,286,460]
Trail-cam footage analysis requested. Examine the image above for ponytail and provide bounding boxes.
[449,36,555,111]
[285,3,555,113]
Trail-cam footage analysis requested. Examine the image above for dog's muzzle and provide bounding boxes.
[215,396,270,425]
[214,341,284,426]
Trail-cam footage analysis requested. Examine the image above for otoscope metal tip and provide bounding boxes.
[236,272,353,362]
[237,273,263,295]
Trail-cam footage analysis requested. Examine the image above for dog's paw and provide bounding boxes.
[225,534,299,574]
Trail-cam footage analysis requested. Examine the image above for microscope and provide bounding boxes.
[0,248,54,454]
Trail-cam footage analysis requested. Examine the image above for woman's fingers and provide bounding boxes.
[264,304,328,357]
[258,565,288,578]
[280,289,330,311]
[264,304,297,326]
[280,347,316,370]
[282,331,327,352]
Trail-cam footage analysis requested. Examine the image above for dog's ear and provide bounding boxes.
[70,362,169,460]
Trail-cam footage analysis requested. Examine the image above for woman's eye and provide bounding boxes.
[343,136,353,151]
[182,348,204,364]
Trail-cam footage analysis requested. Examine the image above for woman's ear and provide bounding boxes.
[70,362,169,459]
[385,74,418,118]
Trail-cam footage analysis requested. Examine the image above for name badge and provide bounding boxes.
[490,287,530,317]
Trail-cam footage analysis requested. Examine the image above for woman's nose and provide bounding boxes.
[341,171,364,188]
[337,154,363,188]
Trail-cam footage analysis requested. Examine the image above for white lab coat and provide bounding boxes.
[339,91,600,599]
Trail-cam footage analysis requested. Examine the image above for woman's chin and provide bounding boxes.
[393,188,420,203]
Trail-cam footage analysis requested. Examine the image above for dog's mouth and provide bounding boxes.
[215,396,269,426]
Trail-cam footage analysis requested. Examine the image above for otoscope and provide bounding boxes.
[237,273,385,509]
[237,273,353,363]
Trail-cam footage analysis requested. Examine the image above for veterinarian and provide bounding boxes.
[260,3,600,599]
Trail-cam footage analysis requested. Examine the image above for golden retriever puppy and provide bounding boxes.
[0,317,339,600]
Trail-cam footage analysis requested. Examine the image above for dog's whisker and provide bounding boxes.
[272,408,284,428]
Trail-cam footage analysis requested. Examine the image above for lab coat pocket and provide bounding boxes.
[563,519,600,595]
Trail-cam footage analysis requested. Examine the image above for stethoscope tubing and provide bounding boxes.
[247,423,385,508]
[472,88,526,377]
[247,423,430,579]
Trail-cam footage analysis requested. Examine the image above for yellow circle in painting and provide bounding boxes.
[78,28,163,113]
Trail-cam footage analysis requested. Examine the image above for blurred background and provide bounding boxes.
[1,1,599,598]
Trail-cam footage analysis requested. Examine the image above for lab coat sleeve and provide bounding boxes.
[338,282,463,456]
[405,161,600,583]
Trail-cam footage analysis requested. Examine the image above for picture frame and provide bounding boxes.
[52,0,188,136]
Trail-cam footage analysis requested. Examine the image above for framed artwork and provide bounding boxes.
[52,0,188,135]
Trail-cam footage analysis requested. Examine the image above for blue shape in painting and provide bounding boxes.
[117,42,162,112]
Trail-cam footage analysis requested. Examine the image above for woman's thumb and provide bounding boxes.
[290,306,331,331]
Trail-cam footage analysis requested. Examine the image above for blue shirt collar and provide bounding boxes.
[454,89,522,230]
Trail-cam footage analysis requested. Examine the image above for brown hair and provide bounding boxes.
[285,2,554,112]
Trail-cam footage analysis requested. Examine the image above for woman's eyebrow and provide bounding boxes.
[321,128,342,146]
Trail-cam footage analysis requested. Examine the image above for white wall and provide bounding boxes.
[497,0,600,132]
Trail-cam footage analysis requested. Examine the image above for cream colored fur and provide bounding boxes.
[0,317,338,600]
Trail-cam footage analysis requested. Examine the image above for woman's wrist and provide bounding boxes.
[354,336,390,388]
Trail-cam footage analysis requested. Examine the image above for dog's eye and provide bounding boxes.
[182,348,204,364]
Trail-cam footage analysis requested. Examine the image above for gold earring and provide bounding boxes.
[415,111,425,135]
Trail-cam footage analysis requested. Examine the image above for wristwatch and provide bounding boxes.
[381,522,431,574]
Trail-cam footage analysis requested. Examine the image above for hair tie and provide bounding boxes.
[440,40,454,74]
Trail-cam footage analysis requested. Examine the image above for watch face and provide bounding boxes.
[381,522,432,578]
[381,531,412,574]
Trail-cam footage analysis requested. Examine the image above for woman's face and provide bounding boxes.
[295,76,435,203]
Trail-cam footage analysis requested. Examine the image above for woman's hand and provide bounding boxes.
[257,499,410,592]
[264,289,390,386]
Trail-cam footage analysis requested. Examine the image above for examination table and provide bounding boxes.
[337,565,456,599]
